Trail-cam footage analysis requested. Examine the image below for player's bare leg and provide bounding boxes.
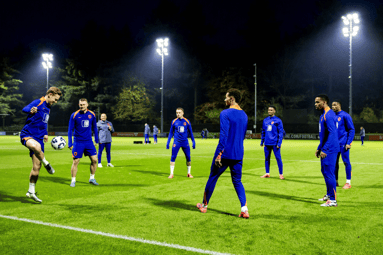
[25,139,54,174]
[26,155,42,202]
[89,155,99,185]
[70,158,80,187]
[169,162,175,178]
[187,161,193,178]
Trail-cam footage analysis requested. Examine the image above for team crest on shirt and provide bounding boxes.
[338,117,341,121]
[88,115,92,119]
[271,121,274,125]
[183,122,186,126]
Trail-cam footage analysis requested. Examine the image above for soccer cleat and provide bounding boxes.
[89,179,99,185]
[98,163,103,168]
[196,203,207,213]
[168,174,174,179]
[107,163,114,167]
[70,181,76,187]
[279,174,285,180]
[187,173,193,178]
[44,164,55,174]
[320,200,338,207]
[239,211,250,218]
[318,195,330,201]
[26,192,42,203]
[343,183,351,189]
[261,173,270,178]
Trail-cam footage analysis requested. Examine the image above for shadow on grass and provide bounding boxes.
[0,190,39,204]
[247,190,317,204]
[38,176,148,188]
[39,176,88,185]
[145,198,238,217]
[130,169,170,177]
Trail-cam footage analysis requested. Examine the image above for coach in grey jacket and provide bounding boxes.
[97,113,115,167]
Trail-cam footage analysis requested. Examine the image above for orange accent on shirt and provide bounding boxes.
[37,97,46,107]
[73,110,81,119]
[230,105,242,110]
[172,118,177,125]
[88,110,96,117]
[183,117,190,125]
[323,106,330,121]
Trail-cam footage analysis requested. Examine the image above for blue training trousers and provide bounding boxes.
[335,146,352,181]
[98,142,111,164]
[264,145,283,174]
[202,157,247,207]
[321,153,337,200]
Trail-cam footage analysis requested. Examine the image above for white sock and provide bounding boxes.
[42,158,49,166]
[71,177,76,183]
[346,180,351,185]
[90,174,95,180]
[28,183,36,194]
[241,206,248,212]
[187,166,191,174]
[170,165,175,175]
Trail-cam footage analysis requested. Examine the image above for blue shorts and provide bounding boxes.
[171,143,191,162]
[72,141,97,159]
[20,134,44,157]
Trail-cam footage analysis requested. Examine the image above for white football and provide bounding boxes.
[51,136,66,150]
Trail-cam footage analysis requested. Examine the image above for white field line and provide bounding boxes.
[0,215,234,255]
[120,152,383,166]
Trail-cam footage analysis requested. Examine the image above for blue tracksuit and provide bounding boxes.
[335,111,355,181]
[153,126,158,143]
[360,128,365,145]
[261,116,284,174]
[20,97,51,156]
[202,105,248,207]
[318,107,340,200]
[167,117,195,162]
[144,124,150,143]
[68,109,99,158]
[97,120,114,163]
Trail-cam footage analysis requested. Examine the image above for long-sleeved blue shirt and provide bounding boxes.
[153,126,159,135]
[167,117,195,147]
[144,124,150,134]
[20,97,51,140]
[360,128,365,136]
[68,109,99,148]
[261,116,284,147]
[317,107,340,154]
[97,120,114,143]
[215,105,248,160]
[335,110,355,146]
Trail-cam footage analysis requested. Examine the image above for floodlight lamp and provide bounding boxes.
[343,27,349,34]
[347,14,353,19]
[164,38,169,47]
[48,62,52,68]
[353,13,358,20]
[354,26,359,32]
[352,31,358,37]
[42,62,48,69]
[156,49,162,56]
[354,18,360,24]
[342,16,349,25]
[156,39,164,47]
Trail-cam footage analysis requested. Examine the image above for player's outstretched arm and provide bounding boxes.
[166,123,174,149]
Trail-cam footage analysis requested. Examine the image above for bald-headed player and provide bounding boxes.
[20,87,62,203]
[68,98,99,187]
[166,107,196,178]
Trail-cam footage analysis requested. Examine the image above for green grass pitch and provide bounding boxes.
[0,136,382,254]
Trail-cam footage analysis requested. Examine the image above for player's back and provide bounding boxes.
[220,106,248,160]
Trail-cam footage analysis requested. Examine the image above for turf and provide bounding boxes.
[0,136,382,254]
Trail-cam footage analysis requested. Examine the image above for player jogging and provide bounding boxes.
[68,98,99,187]
[20,87,62,203]
[260,106,284,179]
[166,107,196,178]
[197,88,249,218]
[332,100,355,189]
[315,94,340,207]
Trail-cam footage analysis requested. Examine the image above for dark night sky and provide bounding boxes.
[2,0,383,122]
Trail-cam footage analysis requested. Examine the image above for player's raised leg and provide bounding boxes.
[25,138,55,174]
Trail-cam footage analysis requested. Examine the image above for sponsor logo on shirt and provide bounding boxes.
[178,126,185,133]
[267,125,272,131]
[42,113,49,123]
[82,120,89,127]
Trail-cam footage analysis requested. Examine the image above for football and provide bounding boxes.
[51,136,66,150]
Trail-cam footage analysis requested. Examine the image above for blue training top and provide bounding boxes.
[144,125,150,135]
[68,109,99,148]
[215,105,248,160]
[335,110,355,146]
[261,116,284,147]
[20,97,51,140]
[317,107,340,154]
[97,120,114,143]
[153,126,158,135]
[167,117,195,147]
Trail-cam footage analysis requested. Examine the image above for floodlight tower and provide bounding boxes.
[42,53,53,91]
[156,38,169,134]
[342,13,360,117]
